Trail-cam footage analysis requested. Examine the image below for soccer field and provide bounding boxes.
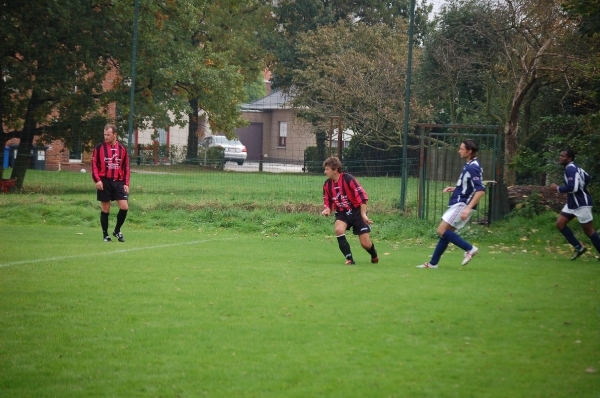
[0,225,599,397]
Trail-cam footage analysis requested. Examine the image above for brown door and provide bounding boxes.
[235,123,263,161]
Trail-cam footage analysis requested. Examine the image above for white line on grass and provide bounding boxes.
[0,238,235,268]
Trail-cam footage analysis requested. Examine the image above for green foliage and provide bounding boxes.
[417,0,499,126]
[511,147,548,185]
[291,20,431,148]
[3,0,274,188]
[270,0,432,89]
[563,0,600,36]
[302,146,322,173]
[198,146,226,169]
[509,191,549,219]
[244,72,268,104]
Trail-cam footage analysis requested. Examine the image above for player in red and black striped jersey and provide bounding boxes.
[321,157,378,265]
[91,124,130,242]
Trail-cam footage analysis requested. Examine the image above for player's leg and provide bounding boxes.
[556,210,585,259]
[417,220,452,269]
[112,199,128,242]
[112,182,129,242]
[334,219,354,264]
[433,221,454,263]
[439,204,479,265]
[438,213,473,252]
[100,201,111,241]
[579,209,600,258]
[97,178,113,241]
[352,213,377,263]
[358,232,378,263]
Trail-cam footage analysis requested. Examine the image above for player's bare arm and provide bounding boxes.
[461,191,485,220]
[360,203,372,224]
[443,186,455,193]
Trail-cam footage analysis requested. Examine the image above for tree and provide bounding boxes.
[179,0,274,160]
[420,0,582,185]
[1,0,129,188]
[1,0,274,185]
[290,21,432,151]
[417,0,499,125]
[102,0,273,163]
[563,0,600,36]
[268,0,433,90]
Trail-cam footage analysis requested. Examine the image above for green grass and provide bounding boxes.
[1,225,599,397]
[1,168,600,396]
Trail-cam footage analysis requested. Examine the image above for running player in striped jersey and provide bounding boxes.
[550,148,600,260]
[417,139,486,269]
[91,124,130,242]
[321,157,378,265]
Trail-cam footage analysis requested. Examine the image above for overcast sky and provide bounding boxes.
[429,0,445,15]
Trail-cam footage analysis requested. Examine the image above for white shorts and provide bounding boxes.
[442,202,473,230]
[561,205,594,224]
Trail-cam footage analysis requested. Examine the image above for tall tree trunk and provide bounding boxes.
[186,98,199,162]
[503,119,519,186]
[315,130,327,161]
[10,91,40,189]
[503,72,538,186]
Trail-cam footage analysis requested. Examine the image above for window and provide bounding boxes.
[278,121,287,147]
[157,128,167,145]
[69,137,83,163]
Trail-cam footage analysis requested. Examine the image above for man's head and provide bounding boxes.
[559,148,575,166]
[459,139,478,160]
[323,157,343,180]
[104,124,118,144]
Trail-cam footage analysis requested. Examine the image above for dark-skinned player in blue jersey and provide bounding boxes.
[550,148,600,260]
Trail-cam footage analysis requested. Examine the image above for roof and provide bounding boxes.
[241,90,293,111]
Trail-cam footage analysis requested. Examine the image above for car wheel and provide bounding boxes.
[237,161,244,166]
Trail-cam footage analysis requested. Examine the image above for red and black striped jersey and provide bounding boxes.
[91,142,130,185]
[323,172,369,212]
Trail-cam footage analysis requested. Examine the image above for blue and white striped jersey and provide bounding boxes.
[448,158,486,208]
[558,161,593,209]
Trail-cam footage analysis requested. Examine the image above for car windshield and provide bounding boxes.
[213,136,229,145]
[229,139,242,145]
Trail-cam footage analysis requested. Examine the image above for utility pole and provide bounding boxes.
[400,0,416,210]
[127,0,140,154]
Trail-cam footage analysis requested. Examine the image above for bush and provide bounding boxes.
[509,190,548,219]
[198,146,225,169]
[302,146,322,173]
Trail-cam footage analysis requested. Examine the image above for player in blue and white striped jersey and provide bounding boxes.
[417,139,486,269]
[550,149,600,260]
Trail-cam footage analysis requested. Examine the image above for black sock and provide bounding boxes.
[560,226,582,249]
[588,231,600,254]
[114,209,128,233]
[367,243,377,258]
[337,234,353,260]
[100,211,109,237]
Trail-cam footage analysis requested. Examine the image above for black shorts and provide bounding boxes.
[97,178,128,202]
[335,207,371,235]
